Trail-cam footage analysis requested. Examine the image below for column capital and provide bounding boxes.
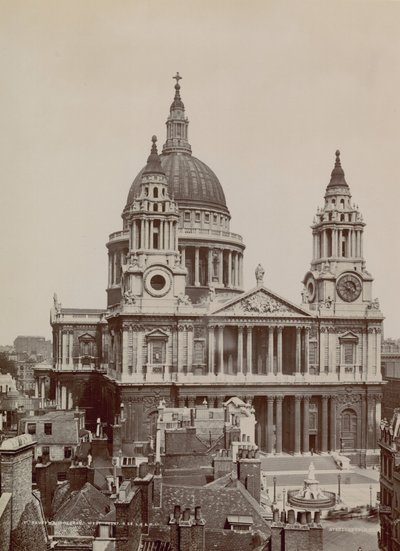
[294,395,302,402]
[275,394,284,402]
[329,394,337,402]
[302,395,311,402]
[276,326,284,334]
[266,395,275,403]
[296,326,302,333]
[322,394,329,402]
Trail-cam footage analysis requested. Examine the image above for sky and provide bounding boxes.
[0,0,399,344]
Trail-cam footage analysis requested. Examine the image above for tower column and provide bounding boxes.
[227,250,232,287]
[275,395,283,454]
[208,249,213,285]
[246,326,253,375]
[194,247,200,286]
[294,396,301,454]
[218,250,223,284]
[237,326,243,374]
[140,219,145,249]
[321,395,328,452]
[267,396,274,454]
[302,396,310,453]
[234,252,239,287]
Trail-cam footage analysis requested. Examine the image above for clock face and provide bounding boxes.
[336,274,362,302]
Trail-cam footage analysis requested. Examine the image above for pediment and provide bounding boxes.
[145,329,169,340]
[210,286,312,318]
[78,332,95,341]
[338,331,359,342]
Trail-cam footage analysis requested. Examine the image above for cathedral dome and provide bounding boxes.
[125,73,229,216]
[126,153,229,213]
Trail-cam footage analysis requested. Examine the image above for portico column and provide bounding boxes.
[267,396,274,454]
[227,250,232,287]
[218,326,224,374]
[268,327,274,374]
[302,396,310,453]
[187,326,193,372]
[35,379,39,398]
[208,326,215,374]
[237,326,243,374]
[181,246,186,268]
[294,396,301,454]
[275,395,283,454]
[319,328,325,373]
[208,249,213,285]
[277,327,283,374]
[329,396,337,451]
[40,378,45,402]
[136,328,143,374]
[246,327,253,375]
[321,395,328,452]
[295,327,301,373]
[304,328,310,374]
[194,247,200,286]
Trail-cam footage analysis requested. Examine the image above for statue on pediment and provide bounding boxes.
[255,264,265,286]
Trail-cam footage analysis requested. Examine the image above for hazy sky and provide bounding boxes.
[1,0,400,344]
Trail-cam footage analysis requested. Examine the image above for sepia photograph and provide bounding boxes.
[1,1,400,550]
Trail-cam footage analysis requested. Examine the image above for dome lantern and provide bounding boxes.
[162,72,192,156]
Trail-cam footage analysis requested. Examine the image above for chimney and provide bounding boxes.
[169,505,205,551]
[236,446,261,503]
[68,464,94,492]
[0,434,36,530]
[133,473,154,534]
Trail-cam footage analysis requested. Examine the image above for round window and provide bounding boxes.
[150,274,166,291]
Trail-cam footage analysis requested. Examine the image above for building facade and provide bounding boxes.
[48,75,384,466]
[382,339,400,419]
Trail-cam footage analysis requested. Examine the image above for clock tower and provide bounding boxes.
[302,150,375,316]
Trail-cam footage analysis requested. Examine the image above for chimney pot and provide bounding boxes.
[195,506,201,520]
[280,511,286,523]
[314,511,321,524]
[300,511,307,525]
[183,508,191,521]
[273,509,279,522]
[174,505,181,521]
[306,511,312,524]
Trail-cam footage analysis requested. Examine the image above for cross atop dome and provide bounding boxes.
[173,72,182,86]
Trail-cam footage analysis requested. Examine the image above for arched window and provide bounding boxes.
[153,187,158,198]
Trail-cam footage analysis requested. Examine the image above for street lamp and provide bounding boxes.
[337,473,341,501]
[273,476,277,505]
[282,488,286,512]
[369,485,373,509]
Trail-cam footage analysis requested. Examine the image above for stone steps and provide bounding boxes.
[261,454,338,472]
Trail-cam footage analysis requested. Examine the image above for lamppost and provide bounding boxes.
[282,488,286,512]
[337,473,341,502]
[369,485,373,509]
[273,476,277,505]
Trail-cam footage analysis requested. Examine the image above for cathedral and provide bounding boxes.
[45,74,384,466]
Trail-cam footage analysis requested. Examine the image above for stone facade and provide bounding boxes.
[46,76,384,467]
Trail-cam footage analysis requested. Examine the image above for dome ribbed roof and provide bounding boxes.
[126,153,229,213]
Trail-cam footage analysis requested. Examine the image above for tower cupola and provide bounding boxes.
[162,72,192,155]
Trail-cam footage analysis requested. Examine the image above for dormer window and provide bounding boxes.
[184,211,191,222]
[205,213,210,223]
[195,212,201,222]
[226,516,253,532]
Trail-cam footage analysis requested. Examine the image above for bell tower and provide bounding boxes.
[121,136,187,311]
[303,150,376,315]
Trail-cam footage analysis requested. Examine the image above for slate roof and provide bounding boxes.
[53,482,114,536]
[153,481,270,534]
